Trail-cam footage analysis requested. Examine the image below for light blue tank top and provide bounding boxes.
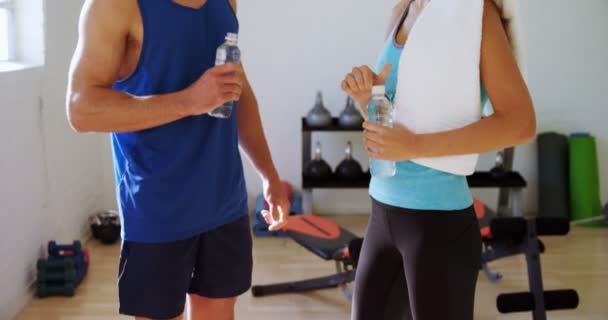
[369,4,488,211]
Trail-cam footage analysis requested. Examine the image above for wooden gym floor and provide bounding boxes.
[15,215,608,320]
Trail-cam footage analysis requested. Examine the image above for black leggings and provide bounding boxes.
[352,199,482,320]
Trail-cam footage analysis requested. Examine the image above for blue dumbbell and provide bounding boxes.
[48,241,82,258]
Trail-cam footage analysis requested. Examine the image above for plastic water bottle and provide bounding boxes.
[368,85,396,177]
[209,32,241,118]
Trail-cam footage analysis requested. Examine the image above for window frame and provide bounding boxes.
[0,0,16,62]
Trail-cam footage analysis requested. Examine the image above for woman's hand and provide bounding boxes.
[341,64,393,114]
[363,121,420,161]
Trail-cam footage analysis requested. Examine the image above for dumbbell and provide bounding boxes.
[37,266,78,283]
[37,258,78,283]
[37,257,75,271]
[490,152,507,178]
[45,253,87,284]
[91,211,121,244]
[305,141,333,181]
[336,141,365,181]
[48,241,82,258]
[36,281,76,298]
[306,91,332,128]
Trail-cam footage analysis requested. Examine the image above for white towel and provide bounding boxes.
[393,0,524,176]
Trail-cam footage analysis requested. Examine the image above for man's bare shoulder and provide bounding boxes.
[80,0,138,29]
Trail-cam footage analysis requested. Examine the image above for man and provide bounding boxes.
[66,0,289,319]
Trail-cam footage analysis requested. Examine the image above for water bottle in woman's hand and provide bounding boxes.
[209,32,241,118]
[368,85,396,177]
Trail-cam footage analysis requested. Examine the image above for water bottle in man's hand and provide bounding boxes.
[209,32,241,118]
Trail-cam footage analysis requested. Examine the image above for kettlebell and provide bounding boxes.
[90,211,121,244]
[338,97,364,128]
[336,141,365,180]
[490,151,507,178]
[305,141,333,180]
[306,91,332,128]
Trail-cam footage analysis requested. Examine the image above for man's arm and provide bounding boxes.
[237,71,280,183]
[67,0,243,133]
[237,66,289,230]
[230,0,288,230]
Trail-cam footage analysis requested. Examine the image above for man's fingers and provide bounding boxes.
[222,84,242,95]
[267,204,289,231]
[221,92,240,102]
[374,63,393,85]
[261,210,273,224]
[220,73,243,86]
[212,63,243,75]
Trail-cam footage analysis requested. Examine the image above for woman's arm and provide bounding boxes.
[364,0,536,161]
[341,1,410,109]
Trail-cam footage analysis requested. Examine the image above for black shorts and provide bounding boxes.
[117,215,253,319]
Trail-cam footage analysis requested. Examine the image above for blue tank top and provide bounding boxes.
[111,0,247,243]
[370,4,488,211]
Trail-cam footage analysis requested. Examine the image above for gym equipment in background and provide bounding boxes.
[569,133,603,224]
[252,213,579,320]
[490,151,507,178]
[304,141,333,181]
[476,208,578,319]
[305,91,332,128]
[90,210,121,244]
[335,141,365,181]
[251,215,358,301]
[37,241,90,298]
[338,97,364,129]
[571,202,608,226]
[537,132,570,219]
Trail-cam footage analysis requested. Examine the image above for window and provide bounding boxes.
[0,0,14,61]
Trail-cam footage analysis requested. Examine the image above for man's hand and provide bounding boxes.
[341,64,392,113]
[363,121,420,161]
[179,63,244,116]
[261,179,290,231]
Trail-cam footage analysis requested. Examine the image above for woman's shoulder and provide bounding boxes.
[392,0,410,12]
[385,0,410,39]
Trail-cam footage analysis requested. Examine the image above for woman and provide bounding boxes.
[341,0,535,319]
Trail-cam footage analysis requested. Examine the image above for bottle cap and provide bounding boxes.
[372,85,386,95]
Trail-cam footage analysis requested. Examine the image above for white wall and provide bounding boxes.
[0,0,113,318]
[15,0,45,65]
[0,67,47,320]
